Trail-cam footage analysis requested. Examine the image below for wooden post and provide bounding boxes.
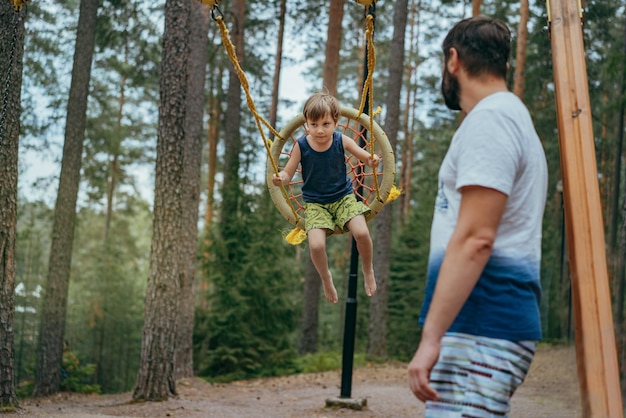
[547,0,624,416]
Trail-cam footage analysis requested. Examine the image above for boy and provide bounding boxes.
[272,92,380,303]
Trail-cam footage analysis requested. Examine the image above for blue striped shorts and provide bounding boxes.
[425,332,536,418]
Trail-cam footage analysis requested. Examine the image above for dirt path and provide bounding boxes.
[6,345,582,417]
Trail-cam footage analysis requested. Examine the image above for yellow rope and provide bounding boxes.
[9,0,27,10]
[214,13,301,226]
[210,1,395,244]
[198,0,219,6]
[355,13,383,204]
[356,15,376,119]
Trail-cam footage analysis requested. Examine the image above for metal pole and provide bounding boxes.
[339,2,375,399]
[340,240,359,397]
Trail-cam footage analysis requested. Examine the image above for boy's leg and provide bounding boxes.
[307,228,338,303]
[345,214,376,297]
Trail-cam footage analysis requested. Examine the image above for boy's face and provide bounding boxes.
[306,113,337,141]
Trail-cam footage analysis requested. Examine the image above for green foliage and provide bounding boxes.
[14,200,54,391]
[59,347,101,394]
[83,0,163,205]
[15,346,101,397]
[196,188,301,382]
[387,125,449,361]
[15,380,34,399]
[294,351,366,374]
[14,0,626,397]
[65,197,151,393]
[0,406,18,413]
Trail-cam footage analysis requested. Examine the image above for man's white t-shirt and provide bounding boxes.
[419,91,548,341]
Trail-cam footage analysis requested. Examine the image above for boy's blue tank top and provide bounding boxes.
[298,132,353,204]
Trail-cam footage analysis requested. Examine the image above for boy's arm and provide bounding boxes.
[272,142,301,185]
[342,135,380,167]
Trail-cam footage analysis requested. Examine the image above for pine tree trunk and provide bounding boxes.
[0,1,25,408]
[34,0,98,397]
[133,0,191,400]
[298,0,345,353]
[323,0,345,95]
[513,0,529,99]
[175,0,208,380]
[400,0,419,224]
[614,16,626,326]
[298,255,320,354]
[368,0,408,360]
[199,70,222,310]
[472,0,482,16]
[269,0,286,131]
[221,0,245,243]
[610,18,626,254]
[105,42,127,242]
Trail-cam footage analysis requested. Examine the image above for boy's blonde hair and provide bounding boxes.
[302,92,341,122]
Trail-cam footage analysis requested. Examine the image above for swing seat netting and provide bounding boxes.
[267,106,396,239]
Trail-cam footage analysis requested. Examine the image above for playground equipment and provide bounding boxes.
[202,0,397,245]
[203,0,393,407]
[200,0,624,414]
[548,0,623,416]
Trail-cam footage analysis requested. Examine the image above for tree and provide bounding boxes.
[269,0,286,131]
[298,255,320,354]
[0,0,26,409]
[368,0,408,360]
[298,0,346,355]
[64,0,163,394]
[513,0,529,98]
[14,201,52,393]
[34,0,99,397]
[472,0,482,16]
[175,0,208,380]
[324,0,345,95]
[133,0,192,400]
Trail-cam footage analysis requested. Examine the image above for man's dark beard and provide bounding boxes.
[441,68,462,111]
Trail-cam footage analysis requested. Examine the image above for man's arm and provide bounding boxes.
[408,185,508,402]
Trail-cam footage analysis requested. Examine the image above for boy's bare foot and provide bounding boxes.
[363,269,377,297]
[321,273,338,303]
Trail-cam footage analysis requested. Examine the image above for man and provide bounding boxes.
[408,16,548,417]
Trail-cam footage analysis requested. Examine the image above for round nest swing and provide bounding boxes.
[266,106,397,240]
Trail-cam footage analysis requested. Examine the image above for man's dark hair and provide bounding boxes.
[442,16,511,79]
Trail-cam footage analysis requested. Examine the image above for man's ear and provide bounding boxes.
[446,47,460,74]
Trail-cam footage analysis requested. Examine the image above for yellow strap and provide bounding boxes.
[9,0,27,11]
[354,0,376,5]
[214,15,300,224]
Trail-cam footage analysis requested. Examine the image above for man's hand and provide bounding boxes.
[407,338,441,402]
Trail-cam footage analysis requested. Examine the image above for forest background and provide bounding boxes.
[1,0,626,408]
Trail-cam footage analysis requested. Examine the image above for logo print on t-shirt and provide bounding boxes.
[435,181,448,213]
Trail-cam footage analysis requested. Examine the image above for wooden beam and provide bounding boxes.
[547,0,623,416]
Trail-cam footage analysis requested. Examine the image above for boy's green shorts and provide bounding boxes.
[304,193,370,233]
